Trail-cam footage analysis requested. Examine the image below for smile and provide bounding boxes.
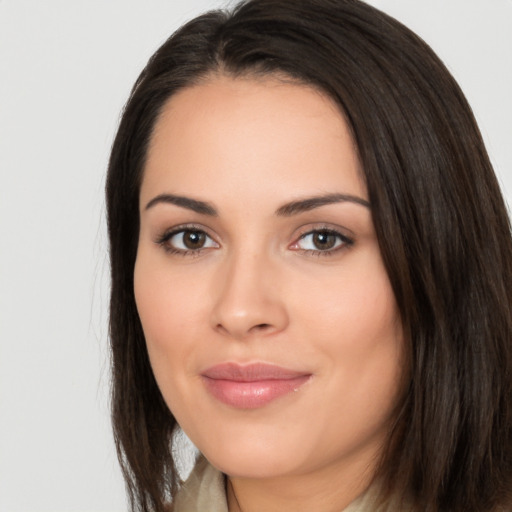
[201,362,312,409]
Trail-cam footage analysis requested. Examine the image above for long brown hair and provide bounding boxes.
[106,1,512,510]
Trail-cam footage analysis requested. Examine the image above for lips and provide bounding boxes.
[201,362,311,409]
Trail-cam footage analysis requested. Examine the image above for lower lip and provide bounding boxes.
[202,375,311,409]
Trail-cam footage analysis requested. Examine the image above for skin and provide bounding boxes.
[134,76,404,512]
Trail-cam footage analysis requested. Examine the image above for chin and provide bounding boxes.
[191,423,311,479]
[205,446,301,479]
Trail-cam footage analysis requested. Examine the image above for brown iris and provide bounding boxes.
[312,230,337,250]
[183,230,206,249]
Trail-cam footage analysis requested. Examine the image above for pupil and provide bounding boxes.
[184,231,205,249]
[313,231,335,250]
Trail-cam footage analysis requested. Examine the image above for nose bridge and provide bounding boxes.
[210,243,288,339]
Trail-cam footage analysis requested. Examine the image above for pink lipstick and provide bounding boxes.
[201,363,311,409]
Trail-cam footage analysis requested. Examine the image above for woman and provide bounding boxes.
[105,0,512,510]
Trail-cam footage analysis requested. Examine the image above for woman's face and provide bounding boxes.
[134,76,404,481]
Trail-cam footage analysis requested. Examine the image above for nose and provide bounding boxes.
[210,250,289,340]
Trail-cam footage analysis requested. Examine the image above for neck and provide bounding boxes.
[226,455,377,512]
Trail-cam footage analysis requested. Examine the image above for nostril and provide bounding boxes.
[254,323,271,331]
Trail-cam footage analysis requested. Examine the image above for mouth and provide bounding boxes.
[201,362,312,409]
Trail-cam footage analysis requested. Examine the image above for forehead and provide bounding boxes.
[141,75,366,208]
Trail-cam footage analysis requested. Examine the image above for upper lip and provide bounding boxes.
[201,362,310,382]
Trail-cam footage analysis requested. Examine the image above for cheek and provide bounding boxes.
[134,261,212,434]
[292,254,404,409]
[133,254,209,399]
[292,254,401,348]
[134,254,206,341]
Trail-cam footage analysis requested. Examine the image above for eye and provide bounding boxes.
[157,227,218,254]
[291,228,353,255]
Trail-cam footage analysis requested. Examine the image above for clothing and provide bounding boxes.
[172,456,228,511]
[171,456,398,511]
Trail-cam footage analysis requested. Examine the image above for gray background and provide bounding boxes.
[1,1,510,510]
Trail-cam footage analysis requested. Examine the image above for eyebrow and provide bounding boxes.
[145,194,218,216]
[275,193,370,216]
[144,192,370,217]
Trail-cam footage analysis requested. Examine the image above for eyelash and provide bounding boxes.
[155,224,217,257]
[154,225,354,257]
[292,227,354,257]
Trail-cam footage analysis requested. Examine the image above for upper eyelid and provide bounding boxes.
[292,222,355,240]
[156,223,217,240]
[294,230,353,245]
[155,226,219,255]
[289,224,355,251]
